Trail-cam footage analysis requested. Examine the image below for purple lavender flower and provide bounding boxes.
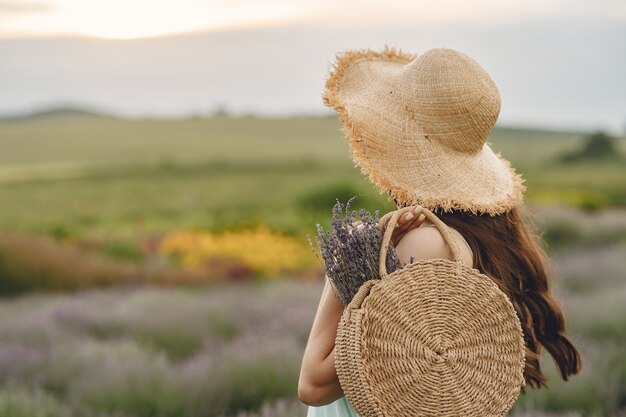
[306,196,401,305]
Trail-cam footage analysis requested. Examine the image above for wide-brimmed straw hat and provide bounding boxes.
[323,45,526,216]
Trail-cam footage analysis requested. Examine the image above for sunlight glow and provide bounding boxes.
[1,0,624,39]
[0,0,310,39]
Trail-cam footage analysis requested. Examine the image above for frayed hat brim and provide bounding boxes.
[323,45,526,216]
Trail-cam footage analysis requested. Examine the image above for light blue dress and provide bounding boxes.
[307,396,360,417]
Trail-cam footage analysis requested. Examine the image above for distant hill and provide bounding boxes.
[0,105,113,121]
[0,105,591,139]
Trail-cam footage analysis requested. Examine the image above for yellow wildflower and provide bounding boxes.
[158,225,316,278]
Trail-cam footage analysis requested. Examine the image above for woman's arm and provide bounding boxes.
[298,276,345,406]
[298,207,426,406]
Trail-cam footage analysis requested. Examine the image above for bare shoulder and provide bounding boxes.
[394,223,473,268]
[394,225,453,264]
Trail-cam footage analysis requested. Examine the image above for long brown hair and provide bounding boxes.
[393,198,581,390]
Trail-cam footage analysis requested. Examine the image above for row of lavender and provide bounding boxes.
[0,233,625,416]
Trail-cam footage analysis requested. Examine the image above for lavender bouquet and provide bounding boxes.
[306,196,403,305]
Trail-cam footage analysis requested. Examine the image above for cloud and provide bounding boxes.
[0,17,623,132]
[0,1,53,13]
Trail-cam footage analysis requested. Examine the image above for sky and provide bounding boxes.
[1,0,625,132]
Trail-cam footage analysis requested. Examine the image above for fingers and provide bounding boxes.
[392,205,425,246]
[398,206,425,228]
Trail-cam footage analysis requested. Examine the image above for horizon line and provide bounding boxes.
[0,104,621,137]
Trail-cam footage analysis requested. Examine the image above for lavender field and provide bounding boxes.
[1,116,625,416]
[1,206,625,417]
[0,280,316,417]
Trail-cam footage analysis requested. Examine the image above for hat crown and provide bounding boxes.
[404,48,501,154]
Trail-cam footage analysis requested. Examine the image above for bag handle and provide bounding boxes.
[378,205,463,277]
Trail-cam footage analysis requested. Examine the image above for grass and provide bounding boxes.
[0,115,350,172]
[0,115,604,171]
[0,159,367,236]
[0,115,624,239]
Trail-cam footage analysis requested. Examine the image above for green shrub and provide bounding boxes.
[559,131,622,163]
[295,183,378,214]
[526,188,614,212]
[0,233,227,295]
[100,239,144,262]
[0,233,136,295]
[47,224,77,241]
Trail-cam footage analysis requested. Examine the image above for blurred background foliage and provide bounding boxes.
[0,111,625,416]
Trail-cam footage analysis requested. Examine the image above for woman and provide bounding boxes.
[298,46,581,416]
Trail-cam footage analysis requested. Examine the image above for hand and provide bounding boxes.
[388,206,426,247]
[350,206,426,246]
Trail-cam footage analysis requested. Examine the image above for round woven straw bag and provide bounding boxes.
[335,205,526,417]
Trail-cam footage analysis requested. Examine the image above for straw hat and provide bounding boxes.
[323,46,526,216]
[335,205,527,417]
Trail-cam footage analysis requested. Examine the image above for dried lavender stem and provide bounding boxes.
[307,196,402,305]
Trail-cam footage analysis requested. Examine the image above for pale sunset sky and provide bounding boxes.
[1,0,625,131]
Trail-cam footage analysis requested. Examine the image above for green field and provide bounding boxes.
[1,114,624,238]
